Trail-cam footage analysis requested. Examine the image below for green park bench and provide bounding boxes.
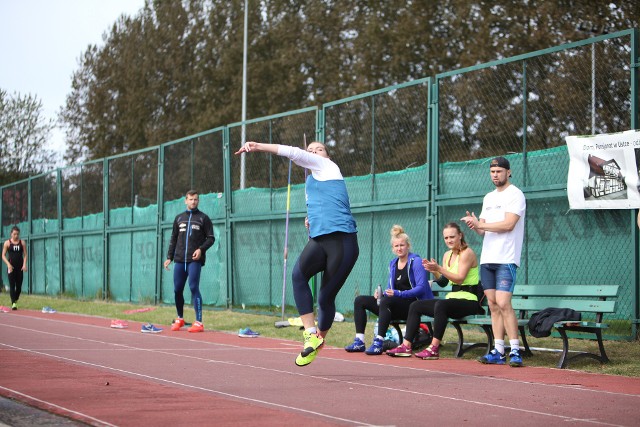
[466,284,620,369]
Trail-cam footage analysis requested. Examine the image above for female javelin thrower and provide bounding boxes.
[235,141,359,366]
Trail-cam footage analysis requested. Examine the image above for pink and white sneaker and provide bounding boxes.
[414,345,439,360]
[386,343,412,357]
[110,319,129,329]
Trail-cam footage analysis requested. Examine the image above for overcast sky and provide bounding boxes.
[0,0,146,163]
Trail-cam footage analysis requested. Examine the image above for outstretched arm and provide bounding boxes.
[236,142,328,173]
[235,141,279,155]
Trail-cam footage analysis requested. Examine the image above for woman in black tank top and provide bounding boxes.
[2,226,27,310]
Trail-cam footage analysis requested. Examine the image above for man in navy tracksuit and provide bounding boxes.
[164,190,215,332]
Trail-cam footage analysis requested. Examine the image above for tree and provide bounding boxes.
[59,0,639,164]
[0,89,56,186]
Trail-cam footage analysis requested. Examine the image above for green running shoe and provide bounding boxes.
[295,331,324,366]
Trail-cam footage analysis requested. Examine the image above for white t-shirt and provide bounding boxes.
[479,184,526,266]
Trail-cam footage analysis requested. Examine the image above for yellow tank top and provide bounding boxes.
[444,250,480,301]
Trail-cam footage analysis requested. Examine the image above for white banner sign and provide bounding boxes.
[565,130,640,209]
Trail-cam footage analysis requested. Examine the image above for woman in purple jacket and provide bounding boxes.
[345,224,433,355]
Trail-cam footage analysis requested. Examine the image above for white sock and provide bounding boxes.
[495,340,505,355]
[306,326,317,334]
[509,339,520,352]
[356,333,365,341]
[375,335,384,341]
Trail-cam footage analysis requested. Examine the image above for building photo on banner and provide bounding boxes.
[566,129,640,209]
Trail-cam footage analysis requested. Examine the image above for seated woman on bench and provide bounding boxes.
[387,222,483,359]
[344,224,433,355]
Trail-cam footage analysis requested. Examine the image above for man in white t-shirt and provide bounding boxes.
[461,156,526,367]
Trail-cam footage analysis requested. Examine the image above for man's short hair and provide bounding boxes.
[186,190,199,197]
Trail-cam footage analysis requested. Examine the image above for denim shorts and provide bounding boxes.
[480,263,517,293]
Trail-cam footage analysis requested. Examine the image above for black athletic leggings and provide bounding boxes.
[292,232,359,331]
[404,298,481,343]
[8,266,23,304]
[353,295,415,337]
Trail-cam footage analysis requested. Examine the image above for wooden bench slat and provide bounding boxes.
[514,285,619,298]
[554,321,608,329]
[512,298,616,313]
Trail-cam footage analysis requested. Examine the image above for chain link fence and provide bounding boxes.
[435,32,636,337]
[1,30,638,338]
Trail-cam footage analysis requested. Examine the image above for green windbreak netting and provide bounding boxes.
[29,237,58,295]
[31,219,60,234]
[108,232,134,301]
[232,184,306,217]
[373,165,429,203]
[63,213,104,232]
[63,234,103,299]
[109,205,159,227]
[439,145,570,195]
[108,230,157,303]
[162,194,226,222]
[231,219,298,308]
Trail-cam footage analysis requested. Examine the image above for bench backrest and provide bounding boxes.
[511,285,619,322]
[514,285,619,299]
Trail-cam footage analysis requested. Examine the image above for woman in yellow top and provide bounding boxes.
[387,222,482,359]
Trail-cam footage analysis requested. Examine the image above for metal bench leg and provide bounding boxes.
[556,328,571,369]
[480,324,493,356]
[556,327,610,369]
[451,322,465,357]
[594,329,610,364]
[518,326,533,357]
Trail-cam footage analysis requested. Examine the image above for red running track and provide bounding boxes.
[0,310,639,426]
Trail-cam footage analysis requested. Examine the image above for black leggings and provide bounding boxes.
[292,232,359,331]
[405,298,480,343]
[353,295,415,337]
[8,267,23,304]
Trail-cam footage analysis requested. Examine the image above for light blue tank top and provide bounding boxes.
[306,175,357,238]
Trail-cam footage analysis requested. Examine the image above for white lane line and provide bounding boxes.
[0,385,117,427]
[2,320,637,426]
